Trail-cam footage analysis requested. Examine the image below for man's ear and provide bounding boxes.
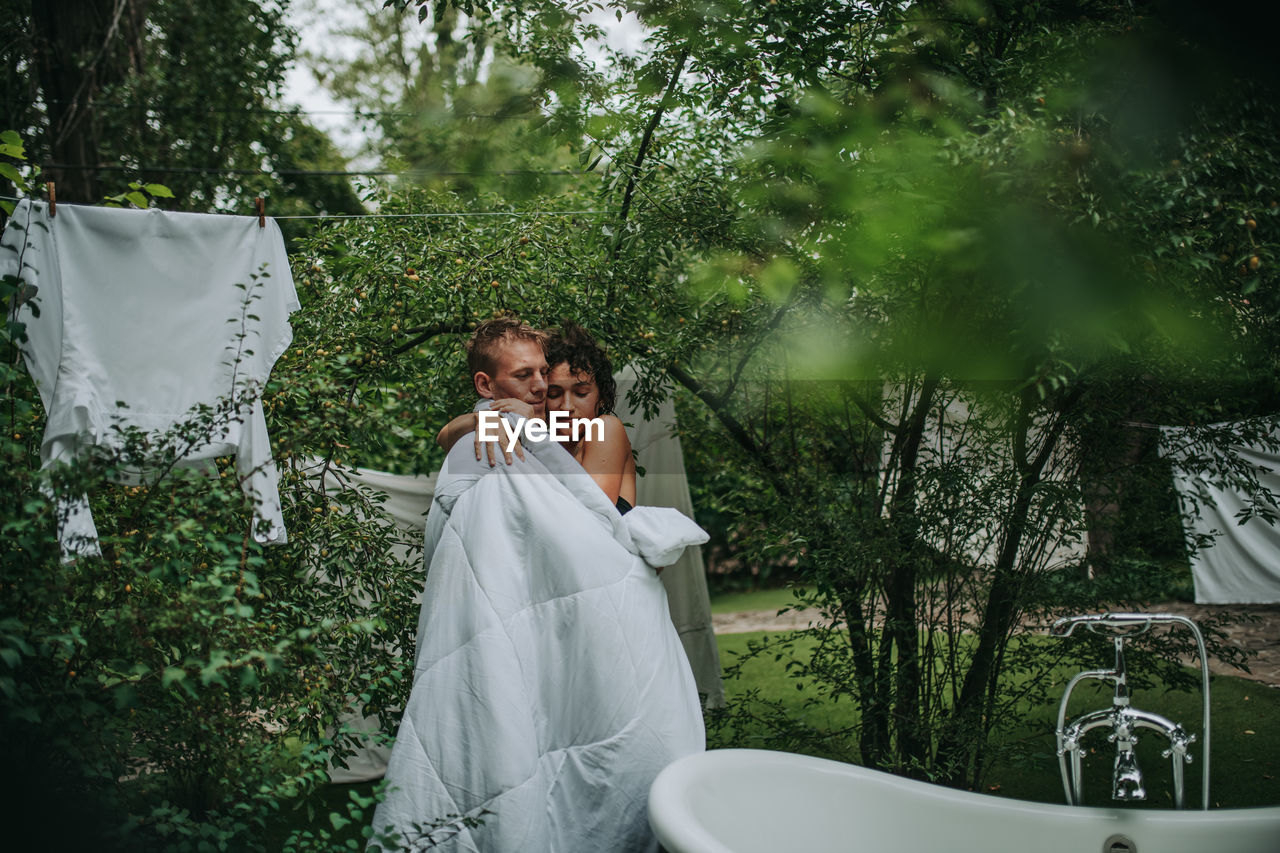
[474,371,495,399]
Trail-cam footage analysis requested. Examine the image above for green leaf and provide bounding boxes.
[113,683,139,709]
[125,191,149,208]
[145,183,175,198]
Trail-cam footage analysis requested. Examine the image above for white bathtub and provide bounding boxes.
[649,749,1280,853]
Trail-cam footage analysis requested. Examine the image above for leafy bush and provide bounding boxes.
[0,145,421,849]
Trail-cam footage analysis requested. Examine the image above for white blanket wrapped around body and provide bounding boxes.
[370,425,706,852]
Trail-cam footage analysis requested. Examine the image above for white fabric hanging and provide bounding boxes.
[0,199,298,555]
[615,367,725,708]
[307,459,436,785]
[1160,424,1280,604]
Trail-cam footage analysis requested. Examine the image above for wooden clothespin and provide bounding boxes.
[47,181,56,218]
[255,197,265,228]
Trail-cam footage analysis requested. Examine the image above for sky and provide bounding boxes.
[282,0,647,164]
[282,0,369,160]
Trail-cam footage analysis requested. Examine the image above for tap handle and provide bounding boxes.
[1161,729,1196,763]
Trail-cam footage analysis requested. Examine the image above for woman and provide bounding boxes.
[436,322,636,513]
[543,323,637,513]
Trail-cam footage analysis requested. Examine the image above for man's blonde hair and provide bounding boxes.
[465,314,547,377]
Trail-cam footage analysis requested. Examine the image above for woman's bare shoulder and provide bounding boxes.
[581,413,630,462]
[596,413,631,446]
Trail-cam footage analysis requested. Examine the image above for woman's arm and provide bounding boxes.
[435,399,535,465]
[578,414,632,503]
[436,413,478,453]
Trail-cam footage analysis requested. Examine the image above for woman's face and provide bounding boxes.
[545,362,600,421]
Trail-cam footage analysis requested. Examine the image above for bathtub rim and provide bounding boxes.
[649,748,1280,853]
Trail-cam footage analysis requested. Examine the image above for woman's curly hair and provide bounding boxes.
[545,322,616,415]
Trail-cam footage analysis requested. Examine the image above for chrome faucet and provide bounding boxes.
[1049,613,1210,810]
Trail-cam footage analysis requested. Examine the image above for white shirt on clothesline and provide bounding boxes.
[0,199,298,555]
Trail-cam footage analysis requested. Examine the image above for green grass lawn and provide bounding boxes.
[268,617,1280,844]
[708,584,809,614]
[715,630,1280,809]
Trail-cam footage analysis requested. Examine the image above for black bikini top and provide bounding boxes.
[615,495,633,515]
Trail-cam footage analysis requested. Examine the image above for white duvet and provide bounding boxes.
[370,420,706,852]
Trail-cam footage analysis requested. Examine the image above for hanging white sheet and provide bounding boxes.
[308,459,436,785]
[0,199,298,555]
[1160,424,1280,604]
[615,367,725,708]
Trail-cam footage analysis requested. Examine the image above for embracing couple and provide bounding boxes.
[436,317,637,516]
[370,316,707,852]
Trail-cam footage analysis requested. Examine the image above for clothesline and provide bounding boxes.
[273,209,608,220]
[0,195,608,219]
[8,98,543,121]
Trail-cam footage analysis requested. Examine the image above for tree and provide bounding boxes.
[1,0,362,220]
[300,0,606,203]
[375,0,1279,786]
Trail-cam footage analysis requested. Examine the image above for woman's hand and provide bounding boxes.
[474,399,533,467]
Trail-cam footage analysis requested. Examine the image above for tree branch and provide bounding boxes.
[716,292,796,409]
[667,361,792,498]
[851,393,898,434]
[390,322,472,356]
[610,48,689,261]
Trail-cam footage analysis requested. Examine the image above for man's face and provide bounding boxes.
[475,336,548,414]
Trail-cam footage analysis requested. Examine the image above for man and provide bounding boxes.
[434,316,546,467]
[467,316,548,418]
[370,315,705,852]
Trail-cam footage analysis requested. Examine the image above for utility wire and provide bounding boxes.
[6,98,546,121]
[44,163,587,178]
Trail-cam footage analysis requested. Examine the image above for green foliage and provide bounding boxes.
[0,128,36,215]
[0,141,420,847]
[317,0,1280,789]
[308,1,593,199]
[102,181,177,210]
[1,0,363,219]
[278,175,715,472]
